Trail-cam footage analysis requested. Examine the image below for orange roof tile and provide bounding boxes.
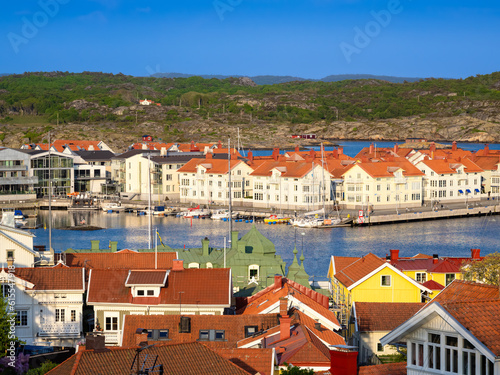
[334,253,386,288]
[47,342,252,375]
[178,157,244,174]
[433,280,500,303]
[125,270,168,285]
[355,302,425,332]
[295,311,345,346]
[13,267,84,291]
[466,155,500,171]
[421,280,444,291]
[87,268,230,306]
[440,300,500,356]
[122,313,280,348]
[249,160,317,178]
[345,160,425,179]
[331,256,360,275]
[358,362,407,375]
[216,348,274,375]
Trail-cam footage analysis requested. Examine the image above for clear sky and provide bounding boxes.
[1,0,499,78]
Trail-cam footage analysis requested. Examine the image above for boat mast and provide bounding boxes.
[321,143,326,220]
[48,131,52,252]
[228,138,232,246]
[148,152,152,250]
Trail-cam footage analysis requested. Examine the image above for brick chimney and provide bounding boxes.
[206,152,213,160]
[279,314,292,341]
[452,141,457,151]
[433,254,439,264]
[484,144,490,155]
[329,348,358,375]
[332,149,338,158]
[230,150,237,160]
[430,142,436,153]
[390,249,399,262]
[369,143,374,154]
[295,145,300,153]
[172,259,184,271]
[471,249,481,260]
[309,149,316,158]
[247,151,253,163]
[338,147,344,155]
[218,140,222,148]
[394,143,399,154]
[279,297,288,317]
[135,329,149,346]
[274,275,282,290]
[272,148,279,161]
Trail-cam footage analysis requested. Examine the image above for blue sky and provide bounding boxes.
[1,0,499,78]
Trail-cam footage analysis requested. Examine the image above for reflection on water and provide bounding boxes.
[32,211,500,279]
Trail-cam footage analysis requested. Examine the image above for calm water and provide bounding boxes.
[32,210,500,280]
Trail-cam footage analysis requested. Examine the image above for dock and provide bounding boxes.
[356,204,499,226]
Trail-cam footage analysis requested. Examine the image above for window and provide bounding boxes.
[198,329,225,341]
[55,309,65,322]
[445,335,458,373]
[377,343,384,352]
[71,310,76,322]
[147,290,154,296]
[199,330,209,340]
[381,275,391,286]
[446,273,456,286]
[245,326,259,338]
[416,272,427,283]
[147,329,169,340]
[249,265,259,281]
[137,290,145,296]
[16,310,28,326]
[1,284,10,297]
[427,333,441,370]
[105,316,118,331]
[7,250,14,260]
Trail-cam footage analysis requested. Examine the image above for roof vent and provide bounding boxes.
[179,316,191,333]
[314,322,321,330]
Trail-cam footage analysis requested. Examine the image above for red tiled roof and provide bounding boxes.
[334,253,386,288]
[215,348,274,375]
[345,160,425,178]
[121,313,279,347]
[331,256,360,275]
[249,160,319,178]
[178,157,244,174]
[65,252,177,273]
[87,268,230,305]
[469,155,500,171]
[125,270,168,285]
[295,311,345,346]
[421,280,444,291]
[433,280,500,303]
[355,302,425,332]
[441,300,500,356]
[47,342,252,375]
[13,267,84,291]
[358,362,407,375]
[391,258,460,273]
[51,139,103,152]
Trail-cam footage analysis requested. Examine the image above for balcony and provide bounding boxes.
[38,322,81,338]
[345,179,364,184]
[0,177,39,185]
[0,165,28,171]
[103,330,122,345]
[394,178,407,184]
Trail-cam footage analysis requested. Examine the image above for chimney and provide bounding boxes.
[332,149,338,158]
[91,240,100,252]
[390,249,399,262]
[202,237,210,256]
[109,241,118,252]
[452,141,457,151]
[206,152,213,160]
[394,143,399,154]
[230,150,237,160]
[231,231,239,249]
[135,329,149,346]
[172,259,184,271]
[274,275,282,290]
[329,348,358,375]
[471,249,481,260]
[385,254,390,262]
[85,333,108,352]
[314,321,321,330]
[295,145,299,153]
[338,147,344,155]
[247,151,253,164]
[279,315,292,341]
[309,149,315,158]
[484,144,490,155]
[433,254,439,264]
[369,143,374,154]
[218,140,222,148]
[430,142,436,153]
[272,148,279,161]
[279,297,288,316]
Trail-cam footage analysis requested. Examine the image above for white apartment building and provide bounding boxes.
[415,158,483,206]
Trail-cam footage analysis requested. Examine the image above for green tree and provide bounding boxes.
[281,364,315,374]
[0,294,18,356]
[25,361,58,375]
[461,252,500,285]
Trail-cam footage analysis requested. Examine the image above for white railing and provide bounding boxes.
[103,330,122,345]
[38,323,80,337]
[394,178,407,184]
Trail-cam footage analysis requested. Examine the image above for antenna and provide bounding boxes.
[130,344,163,375]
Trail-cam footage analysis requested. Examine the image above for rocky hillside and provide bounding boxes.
[0,72,499,151]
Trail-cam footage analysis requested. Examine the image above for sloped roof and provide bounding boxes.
[239,225,276,255]
[47,342,252,375]
[250,160,316,178]
[391,258,460,273]
[345,160,424,178]
[87,268,230,306]
[51,139,104,152]
[178,157,243,174]
[441,300,500,356]
[355,302,425,332]
[216,348,274,375]
[121,313,280,348]
[469,155,500,170]
[421,279,444,291]
[330,256,360,276]
[433,279,500,303]
[358,362,407,375]
[13,267,84,291]
[64,252,177,273]
[73,150,115,161]
[294,310,345,346]
[125,270,168,285]
[334,253,386,288]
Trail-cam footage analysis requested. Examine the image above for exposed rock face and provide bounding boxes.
[69,100,99,110]
[235,77,257,87]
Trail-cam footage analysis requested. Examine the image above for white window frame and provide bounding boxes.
[380,275,391,287]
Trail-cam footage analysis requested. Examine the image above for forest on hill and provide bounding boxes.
[0,71,499,150]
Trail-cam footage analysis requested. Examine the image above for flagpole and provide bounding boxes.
[155,228,158,270]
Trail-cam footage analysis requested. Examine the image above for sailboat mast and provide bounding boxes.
[321,143,326,219]
[228,138,232,245]
[148,153,152,250]
[48,131,52,252]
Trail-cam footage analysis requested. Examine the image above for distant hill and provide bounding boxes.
[151,72,424,85]
[0,74,12,77]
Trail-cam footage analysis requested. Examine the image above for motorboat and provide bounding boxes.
[102,203,124,212]
[264,214,291,224]
[211,209,237,220]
